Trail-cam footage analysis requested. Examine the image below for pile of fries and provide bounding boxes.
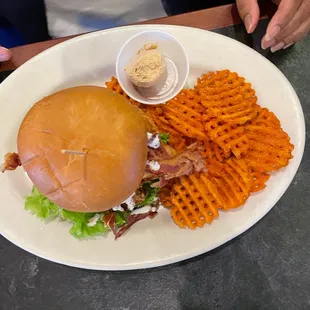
[106,70,294,230]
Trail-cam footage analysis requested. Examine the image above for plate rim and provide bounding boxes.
[0,24,306,270]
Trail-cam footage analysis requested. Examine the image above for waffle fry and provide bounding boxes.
[197,70,258,125]
[249,107,281,128]
[197,70,255,99]
[244,110,294,172]
[203,118,249,158]
[251,172,270,193]
[197,70,238,89]
[207,159,226,177]
[147,90,207,140]
[202,98,259,125]
[142,108,186,150]
[211,158,252,209]
[170,158,252,228]
[170,173,221,229]
[201,140,231,163]
[145,107,180,135]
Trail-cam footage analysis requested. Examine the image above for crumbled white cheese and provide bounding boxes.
[147,132,153,140]
[151,207,157,212]
[112,205,124,212]
[147,132,161,149]
[111,193,136,212]
[131,205,152,215]
[87,214,101,227]
[147,160,160,171]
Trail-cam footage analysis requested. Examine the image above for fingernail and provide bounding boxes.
[284,42,294,49]
[271,41,285,53]
[0,47,11,61]
[261,37,277,50]
[244,15,253,34]
[265,25,281,41]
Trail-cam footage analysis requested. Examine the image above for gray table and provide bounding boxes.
[1,20,309,310]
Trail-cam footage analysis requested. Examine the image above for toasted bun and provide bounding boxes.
[17,86,148,212]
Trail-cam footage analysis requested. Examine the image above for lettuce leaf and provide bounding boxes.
[24,181,161,239]
[25,187,109,239]
[114,211,130,226]
[58,210,109,238]
[159,133,170,144]
[25,187,60,219]
[138,180,160,207]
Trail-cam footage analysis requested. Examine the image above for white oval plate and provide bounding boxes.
[0,25,305,270]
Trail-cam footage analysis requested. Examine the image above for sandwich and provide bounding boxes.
[1,86,206,239]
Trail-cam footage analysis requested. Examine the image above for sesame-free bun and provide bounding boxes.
[17,86,148,212]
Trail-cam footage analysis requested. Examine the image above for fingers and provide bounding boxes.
[270,20,310,52]
[0,46,12,62]
[236,0,260,33]
[262,0,303,48]
[262,0,310,51]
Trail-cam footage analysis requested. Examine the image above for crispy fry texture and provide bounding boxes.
[197,70,258,125]
[105,71,294,230]
[251,172,270,193]
[170,174,221,229]
[244,108,294,173]
[146,90,207,140]
[203,118,249,158]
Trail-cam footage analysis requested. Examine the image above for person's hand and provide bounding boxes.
[0,46,12,62]
[236,0,310,52]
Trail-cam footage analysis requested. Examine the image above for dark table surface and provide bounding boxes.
[1,20,310,310]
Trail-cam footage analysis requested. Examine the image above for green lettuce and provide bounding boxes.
[25,187,60,219]
[25,187,109,239]
[159,133,170,144]
[58,209,108,238]
[24,181,160,239]
[114,211,130,226]
[138,180,160,207]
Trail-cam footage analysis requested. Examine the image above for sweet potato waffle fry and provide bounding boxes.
[170,158,251,228]
[251,172,270,193]
[244,108,294,172]
[196,70,256,101]
[197,70,258,125]
[146,90,207,140]
[249,107,281,128]
[145,107,179,135]
[106,71,294,231]
[201,140,231,163]
[210,158,252,210]
[170,173,221,229]
[203,118,249,158]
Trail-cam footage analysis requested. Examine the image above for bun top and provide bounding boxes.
[17,86,148,212]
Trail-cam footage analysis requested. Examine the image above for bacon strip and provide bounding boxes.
[102,213,117,236]
[0,152,21,173]
[148,143,177,161]
[102,209,158,239]
[144,143,207,187]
